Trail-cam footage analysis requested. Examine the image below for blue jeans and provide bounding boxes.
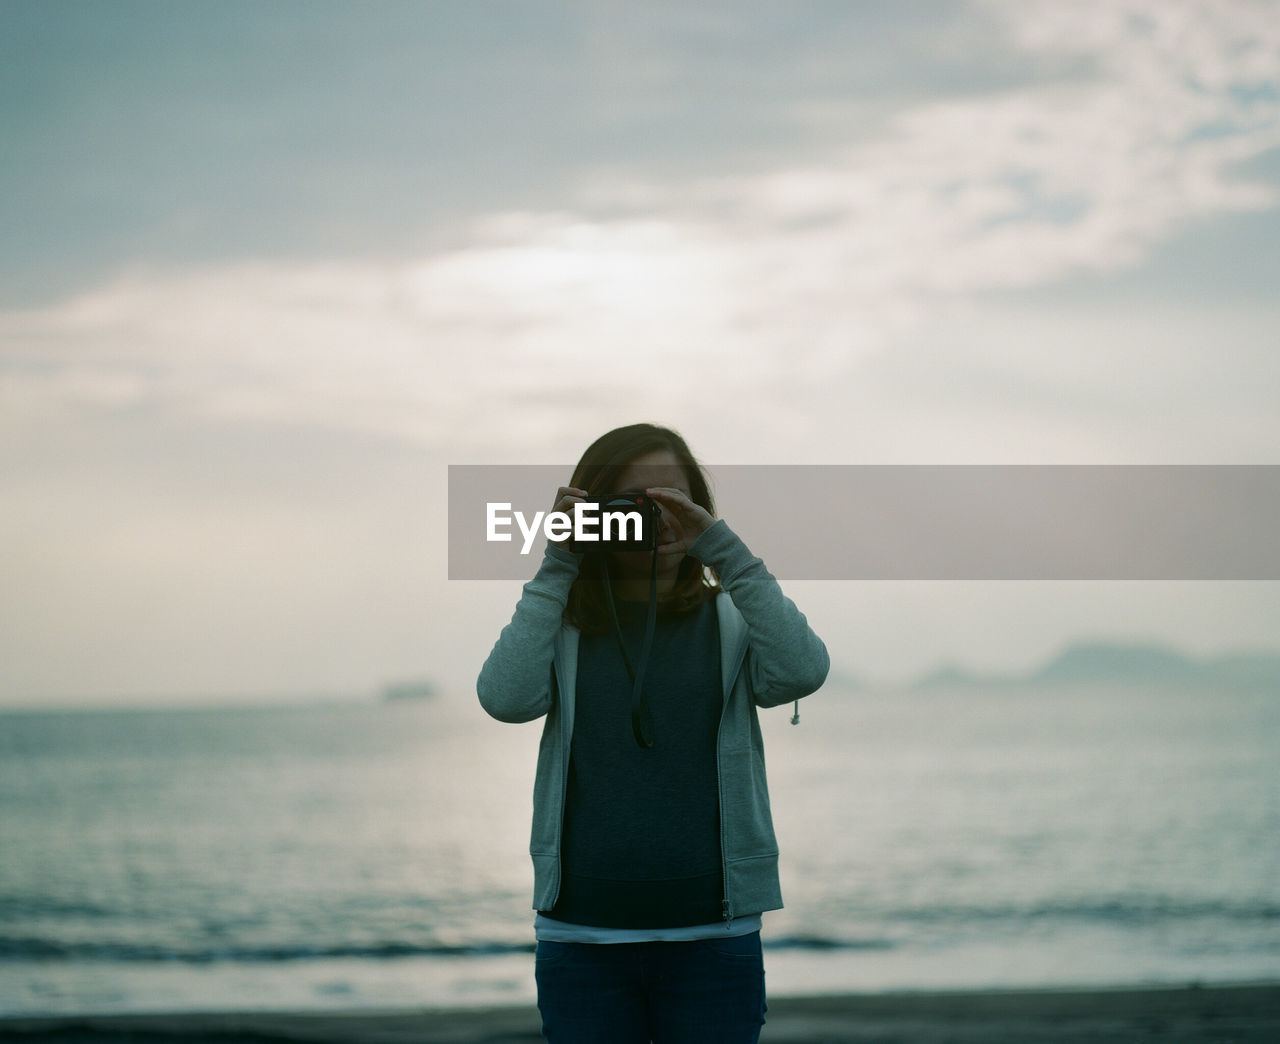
[534,932,766,1043]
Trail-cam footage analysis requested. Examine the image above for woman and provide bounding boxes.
[477,423,829,1043]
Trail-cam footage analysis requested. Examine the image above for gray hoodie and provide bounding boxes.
[477,518,830,923]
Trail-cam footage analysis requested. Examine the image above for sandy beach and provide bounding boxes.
[3,983,1279,1042]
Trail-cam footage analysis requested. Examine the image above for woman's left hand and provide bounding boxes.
[646,487,715,554]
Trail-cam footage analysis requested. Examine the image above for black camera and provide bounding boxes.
[569,492,661,553]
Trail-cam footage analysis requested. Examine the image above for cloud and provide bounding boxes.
[4,0,1280,700]
[2,0,1277,460]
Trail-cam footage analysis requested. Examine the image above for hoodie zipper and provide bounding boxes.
[717,722,731,929]
[550,652,572,909]
[717,625,751,930]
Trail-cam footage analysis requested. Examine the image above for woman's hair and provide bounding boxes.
[564,423,719,633]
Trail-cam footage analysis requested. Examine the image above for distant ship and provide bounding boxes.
[380,680,436,702]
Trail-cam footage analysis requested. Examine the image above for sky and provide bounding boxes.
[3,0,1279,708]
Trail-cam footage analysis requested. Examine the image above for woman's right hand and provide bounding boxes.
[549,486,589,548]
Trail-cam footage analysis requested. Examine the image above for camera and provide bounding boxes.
[569,492,661,553]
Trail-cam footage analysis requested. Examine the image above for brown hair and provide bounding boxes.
[564,423,719,634]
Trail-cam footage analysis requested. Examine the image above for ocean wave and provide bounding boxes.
[0,896,116,920]
[0,936,539,962]
[763,933,897,952]
[0,933,907,963]
[886,897,1280,926]
[4,897,1275,963]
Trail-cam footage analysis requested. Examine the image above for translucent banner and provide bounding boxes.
[448,465,1280,581]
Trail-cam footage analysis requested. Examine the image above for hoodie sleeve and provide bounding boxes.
[689,519,830,708]
[476,542,581,724]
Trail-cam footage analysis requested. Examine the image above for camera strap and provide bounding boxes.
[601,546,658,749]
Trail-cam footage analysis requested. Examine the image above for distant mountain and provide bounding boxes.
[1034,643,1198,685]
[824,667,864,691]
[380,680,436,702]
[914,641,1280,690]
[914,664,993,689]
[1199,652,1280,688]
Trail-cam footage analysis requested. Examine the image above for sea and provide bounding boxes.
[2,681,1278,1016]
